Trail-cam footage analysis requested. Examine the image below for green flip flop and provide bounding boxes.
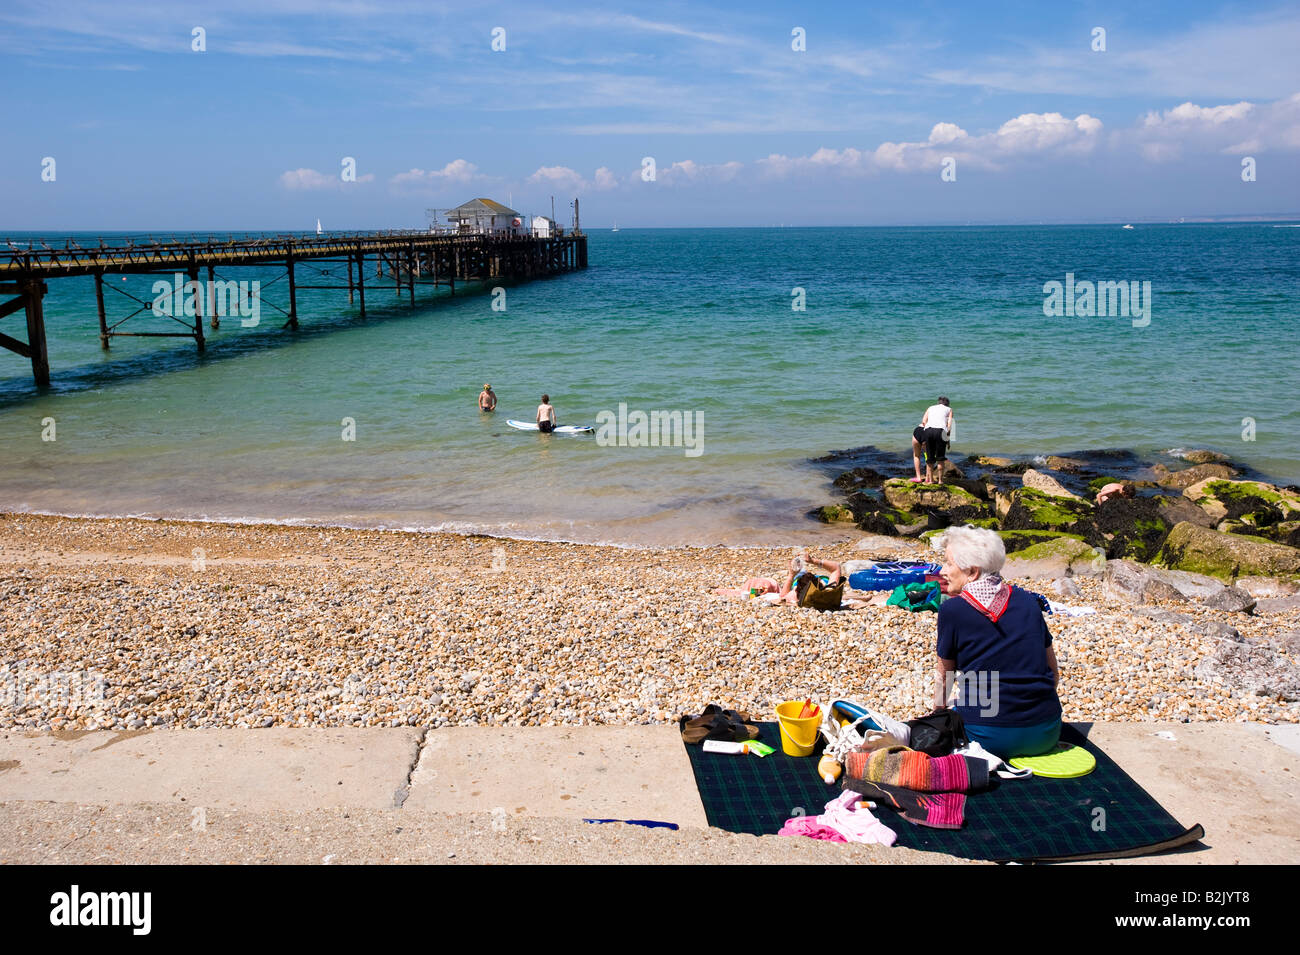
[1008,742,1097,778]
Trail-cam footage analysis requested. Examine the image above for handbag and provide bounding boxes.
[905,709,969,757]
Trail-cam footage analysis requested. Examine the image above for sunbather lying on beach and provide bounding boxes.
[711,554,887,609]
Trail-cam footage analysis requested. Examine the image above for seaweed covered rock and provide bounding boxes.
[1183,479,1300,528]
[1156,494,1218,528]
[1085,494,1172,562]
[1001,488,1093,533]
[832,467,888,491]
[815,504,855,523]
[881,479,989,524]
[996,528,1088,555]
[1002,536,1102,577]
[1156,462,1239,490]
[1179,449,1231,465]
[1157,521,1300,582]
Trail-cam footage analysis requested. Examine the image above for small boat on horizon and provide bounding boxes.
[611,221,619,232]
[1122,224,1135,230]
[316,218,323,235]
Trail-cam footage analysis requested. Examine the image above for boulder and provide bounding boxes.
[1002,488,1092,533]
[1195,643,1300,700]
[881,479,989,523]
[1156,462,1239,489]
[967,455,1016,470]
[1021,469,1080,499]
[996,529,1088,556]
[1236,576,1300,598]
[1002,536,1103,579]
[1051,577,1083,597]
[1157,521,1300,582]
[1179,449,1230,465]
[1044,455,1089,472]
[833,467,887,491]
[1156,494,1218,528]
[1102,558,1231,605]
[1198,587,1256,614]
[857,512,901,536]
[1255,594,1300,614]
[1183,479,1300,524]
[1085,495,1172,562]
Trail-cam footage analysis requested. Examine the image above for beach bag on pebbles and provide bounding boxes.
[796,574,845,611]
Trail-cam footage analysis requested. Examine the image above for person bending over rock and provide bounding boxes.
[933,525,1062,760]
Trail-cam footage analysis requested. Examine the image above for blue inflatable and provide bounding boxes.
[847,560,940,592]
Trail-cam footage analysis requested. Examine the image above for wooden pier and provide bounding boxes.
[0,229,587,387]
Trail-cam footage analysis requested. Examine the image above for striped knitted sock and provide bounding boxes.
[844,779,966,829]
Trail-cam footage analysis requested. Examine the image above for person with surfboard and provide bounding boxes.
[536,394,556,433]
[478,383,497,412]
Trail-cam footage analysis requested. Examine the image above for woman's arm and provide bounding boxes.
[1046,646,1060,688]
[934,656,957,710]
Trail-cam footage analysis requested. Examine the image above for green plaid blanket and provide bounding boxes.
[682,722,1204,862]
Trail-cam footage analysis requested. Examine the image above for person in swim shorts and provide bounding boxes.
[478,383,497,412]
[920,397,953,484]
[536,394,556,433]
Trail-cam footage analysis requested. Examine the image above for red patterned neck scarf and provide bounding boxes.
[960,574,1012,621]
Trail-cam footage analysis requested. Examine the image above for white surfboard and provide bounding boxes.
[506,419,594,435]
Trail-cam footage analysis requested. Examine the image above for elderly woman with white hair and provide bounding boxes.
[933,525,1062,760]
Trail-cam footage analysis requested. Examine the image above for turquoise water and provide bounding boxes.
[1,224,1297,544]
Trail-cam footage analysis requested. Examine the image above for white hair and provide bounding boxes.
[938,525,1006,576]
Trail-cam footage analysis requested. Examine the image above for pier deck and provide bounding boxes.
[0,229,588,387]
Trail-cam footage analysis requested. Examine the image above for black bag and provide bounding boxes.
[905,709,968,757]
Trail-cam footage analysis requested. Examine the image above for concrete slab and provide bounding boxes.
[404,725,708,827]
[1077,721,1300,864]
[0,728,422,811]
[1243,723,1300,758]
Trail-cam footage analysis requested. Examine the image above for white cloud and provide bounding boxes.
[389,160,480,189]
[527,164,625,193]
[278,167,374,190]
[657,159,744,185]
[1125,93,1300,161]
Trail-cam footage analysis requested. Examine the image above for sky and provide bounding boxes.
[2,0,1298,230]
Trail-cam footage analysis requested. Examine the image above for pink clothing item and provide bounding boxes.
[819,790,898,846]
[778,791,897,847]
[778,815,847,842]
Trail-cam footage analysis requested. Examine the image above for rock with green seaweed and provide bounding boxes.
[1157,521,1300,582]
[1001,488,1093,534]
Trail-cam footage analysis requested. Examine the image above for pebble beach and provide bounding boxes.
[2,513,1297,732]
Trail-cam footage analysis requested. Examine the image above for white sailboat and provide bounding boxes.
[316,218,323,235]
[611,221,619,232]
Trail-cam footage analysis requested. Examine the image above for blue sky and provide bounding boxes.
[2,0,1298,229]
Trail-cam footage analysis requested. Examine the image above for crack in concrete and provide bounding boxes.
[392,727,430,808]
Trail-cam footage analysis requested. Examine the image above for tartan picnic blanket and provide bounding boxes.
[682,721,1204,862]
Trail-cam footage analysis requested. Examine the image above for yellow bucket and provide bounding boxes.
[776,701,821,757]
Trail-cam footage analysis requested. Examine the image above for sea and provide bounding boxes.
[1,224,1297,546]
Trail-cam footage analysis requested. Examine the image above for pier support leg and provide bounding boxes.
[286,250,299,329]
[208,265,219,329]
[356,250,366,319]
[24,280,50,386]
[188,265,206,352]
[95,272,109,349]
[347,256,354,305]
[408,242,415,305]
